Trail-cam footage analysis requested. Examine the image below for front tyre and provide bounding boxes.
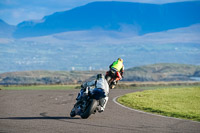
[80,99,98,119]
[70,108,76,117]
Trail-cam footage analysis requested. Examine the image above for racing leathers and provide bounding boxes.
[76,75,109,112]
[109,59,124,81]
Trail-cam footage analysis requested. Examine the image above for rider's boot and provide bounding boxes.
[98,97,109,113]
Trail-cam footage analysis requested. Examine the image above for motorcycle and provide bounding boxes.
[105,69,122,89]
[70,87,106,119]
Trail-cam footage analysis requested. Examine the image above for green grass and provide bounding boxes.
[0,85,79,90]
[118,86,200,121]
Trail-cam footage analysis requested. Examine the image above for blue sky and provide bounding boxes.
[0,0,199,25]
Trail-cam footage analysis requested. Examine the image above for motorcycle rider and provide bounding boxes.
[75,74,109,113]
[106,58,124,85]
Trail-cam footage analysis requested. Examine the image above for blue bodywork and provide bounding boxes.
[91,88,106,100]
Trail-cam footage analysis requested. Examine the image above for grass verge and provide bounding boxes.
[117,86,200,122]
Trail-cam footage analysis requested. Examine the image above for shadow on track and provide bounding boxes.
[0,112,80,120]
[0,116,79,120]
[0,112,137,132]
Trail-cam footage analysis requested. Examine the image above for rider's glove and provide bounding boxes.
[81,84,84,88]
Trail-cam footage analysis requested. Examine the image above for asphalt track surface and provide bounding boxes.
[0,89,200,133]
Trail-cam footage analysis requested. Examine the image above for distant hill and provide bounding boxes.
[13,1,200,38]
[0,70,105,85]
[124,63,200,81]
[0,64,199,85]
[0,19,16,38]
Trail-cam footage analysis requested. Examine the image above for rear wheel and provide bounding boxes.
[107,76,116,89]
[110,84,116,89]
[80,99,98,119]
[106,76,112,85]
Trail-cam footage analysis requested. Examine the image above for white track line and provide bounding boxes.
[113,95,200,124]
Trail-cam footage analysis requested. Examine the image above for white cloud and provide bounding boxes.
[77,0,200,5]
[0,7,50,25]
[116,24,200,44]
[20,24,200,45]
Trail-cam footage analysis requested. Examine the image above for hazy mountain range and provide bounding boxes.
[9,1,200,38]
[0,1,200,73]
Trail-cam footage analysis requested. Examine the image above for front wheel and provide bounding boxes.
[70,109,76,117]
[80,99,98,119]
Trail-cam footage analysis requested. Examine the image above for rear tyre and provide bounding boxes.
[106,76,113,89]
[81,99,98,119]
[106,76,111,83]
[110,84,116,89]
